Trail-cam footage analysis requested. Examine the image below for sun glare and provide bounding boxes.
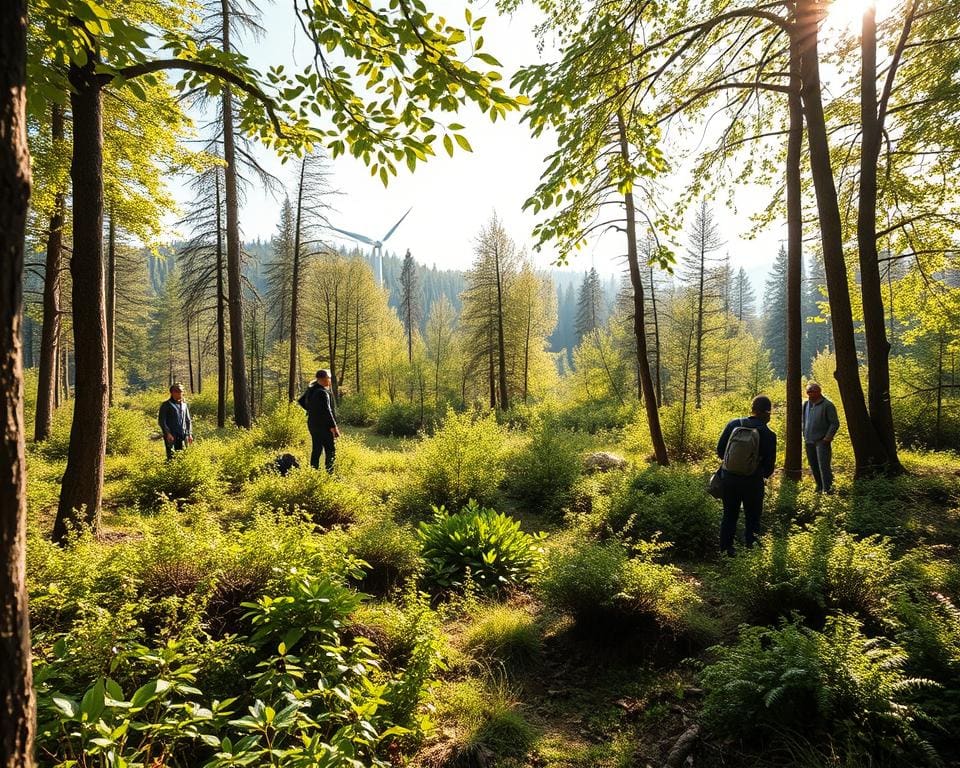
[825,0,895,32]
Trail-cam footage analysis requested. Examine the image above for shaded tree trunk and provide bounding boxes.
[0,2,35,761]
[494,246,509,410]
[106,203,116,406]
[784,37,804,481]
[54,61,109,542]
[186,315,194,393]
[857,5,904,474]
[221,0,251,428]
[196,314,202,394]
[619,111,668,465]
[35,103,65,442]
[649,265,663,407]
[797,0,887,477]
[288,160,305,401]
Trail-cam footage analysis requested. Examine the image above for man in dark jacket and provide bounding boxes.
[298,369,340,472]
[158,384,193,460]
[716,395,777,556]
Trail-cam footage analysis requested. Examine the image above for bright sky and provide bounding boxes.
[162,0,884,292]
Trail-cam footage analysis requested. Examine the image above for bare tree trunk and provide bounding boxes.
[935,330,944,450]
[649,265,663,407]
[106,203,116,406]
[196,314,202,394]
[694,241,705,409]
[0,2,35,760]
[35,104,65,442]
[186,314,194,393]
[494,245,509,410]
[288,159,305,401]
[215,172,226,428]
[54,61,108,542]
[857,5,905,474]
[221,0,250,428]
[784,37,804,481]
[619,111,668,465]
[798,0,888,477]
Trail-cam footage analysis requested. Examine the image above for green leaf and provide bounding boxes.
[443,134,454,156]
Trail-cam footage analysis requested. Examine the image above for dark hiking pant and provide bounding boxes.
[720,473,765,555]
[805,441,833,492]
[309,426,335,473]
[165,437,185,461]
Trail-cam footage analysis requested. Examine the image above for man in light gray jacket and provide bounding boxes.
[803,382,840,493]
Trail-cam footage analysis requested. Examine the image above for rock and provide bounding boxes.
[583,451,628,472]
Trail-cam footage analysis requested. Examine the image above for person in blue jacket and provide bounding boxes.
[298,369,340,472]
[715,395,777,556]
[158,384,193,460]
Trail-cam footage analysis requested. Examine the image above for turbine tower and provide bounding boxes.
[326,208,412,287]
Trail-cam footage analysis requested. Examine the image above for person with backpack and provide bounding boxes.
[297,369,340,472]
[802,381,840,494]
[715,395,777,556]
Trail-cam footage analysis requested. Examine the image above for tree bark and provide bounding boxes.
[215,171,226,428]
[797,0,888,477]
[106,202,116,406]
[649,265,663,407]
[288,159,305,401]
[35,103,65,442]
[784,35,804,481]
[0,2,35,762]
[858,6,903,473]
[54,61,109,542]
[618,110,668,465]
[221,0,251,428]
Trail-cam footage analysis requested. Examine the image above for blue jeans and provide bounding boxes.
[806,441,833,492]
[720,472,764,555]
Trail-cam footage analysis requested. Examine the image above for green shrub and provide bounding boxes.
[337,392,382,427]
[346,516,422,595]
[721,518,900,629]
[375,401,428,437]
[555,399,636,433]
[403,409,507,512]
[659,401,719,461]
[106,407,150,455]
[462,604,541,668]
[255,403,308,450]
[504,416,581,517]
[182,389,224,419]
[218,431,274,489]
[417,501,543,593]
[124,448,222,511]
[606,465,720,559]
[700,616,939,765]
[248,467,361,528]
[535,538,700,630]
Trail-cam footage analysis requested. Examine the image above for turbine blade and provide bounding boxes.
[381,207,412,242]
[326,224,375,246]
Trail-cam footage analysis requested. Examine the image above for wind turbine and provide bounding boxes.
[326,208,412,287]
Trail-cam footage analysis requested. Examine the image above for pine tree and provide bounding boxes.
[763,245,789,378]
[399,249,423,363]
[575,267,606,342]
[733,266,757,328]
[805,252,832,369]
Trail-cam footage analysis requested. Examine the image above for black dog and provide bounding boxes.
[273,453,300,476]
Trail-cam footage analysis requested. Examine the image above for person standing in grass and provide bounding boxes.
[803,381,840,494]
[158,383,193,460]
[298,369,340,472]
[715,395,777,556]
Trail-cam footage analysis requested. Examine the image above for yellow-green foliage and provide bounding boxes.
[345,515,422,595]
[248,466,362,528]
[255,402,309,450]
[462,604,541,667]
[124,444,224,511]
[402,409,508,512]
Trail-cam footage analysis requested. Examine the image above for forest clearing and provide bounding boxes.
[2,0,960,767]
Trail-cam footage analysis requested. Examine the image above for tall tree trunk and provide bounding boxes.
[784,36,804,481]
[0,1,35,761]
[494,247,509,410]
[196,314,202,394]
[215,172,226,428]
[54,62,108,542]
[649,265,663,407]
[619,110,668,465]
[186,315,194,393]
[221,0,251,427]
[858,5,903,473]
[106,202,116,406]
[36,104,65,442]
[797,0,888,477]
[288,159,305,401]
[694,244,705,409]
[354,304,361,394]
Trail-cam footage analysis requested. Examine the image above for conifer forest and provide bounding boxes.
[4,1,960,766]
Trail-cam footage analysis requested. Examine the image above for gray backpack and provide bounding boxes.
[722,418,760,476]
